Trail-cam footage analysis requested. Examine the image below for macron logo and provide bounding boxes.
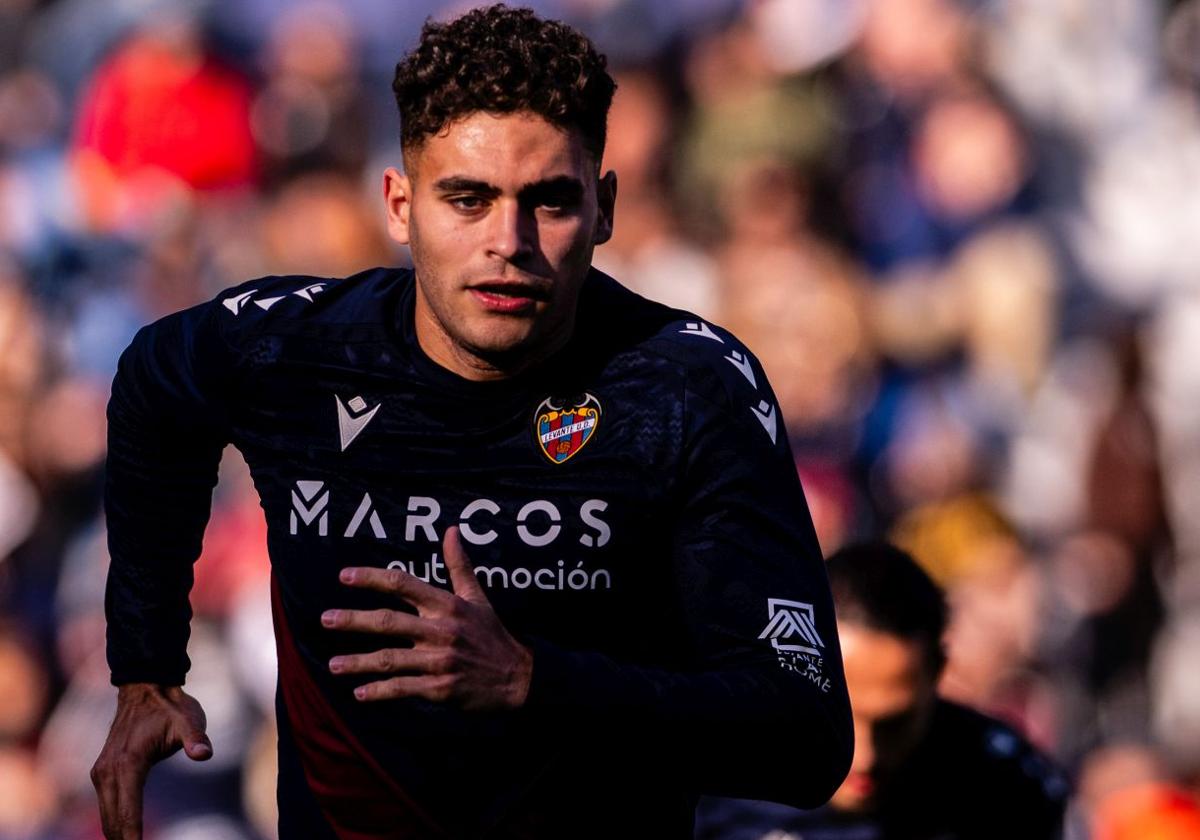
[336,395,380,452]
[222,290,258,314]
[679,321,724,343]
[750,400,777,444]
[725,350,757,388]
[758,598,824,657]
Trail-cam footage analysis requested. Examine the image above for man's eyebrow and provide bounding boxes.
[518,176,585,202]
[432,176,501,197]
[431,174,586,201]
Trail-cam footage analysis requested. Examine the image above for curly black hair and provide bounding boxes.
[393,5,615,161]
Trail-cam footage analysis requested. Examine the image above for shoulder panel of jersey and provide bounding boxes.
[580,272,768,409]
[209,266,408,346]
[632,298,781,450]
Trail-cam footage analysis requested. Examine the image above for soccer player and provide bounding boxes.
[91,5,852,839]
[695,542,1069,840]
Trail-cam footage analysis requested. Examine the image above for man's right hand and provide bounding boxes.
[91,683,212,840]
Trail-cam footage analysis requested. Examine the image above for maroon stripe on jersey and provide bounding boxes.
[271,575,446,838]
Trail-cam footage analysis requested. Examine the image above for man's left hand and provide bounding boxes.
[323,526,533,710]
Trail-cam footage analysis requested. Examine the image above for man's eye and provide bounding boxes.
[449,196,486,211]
[537,196,577,214]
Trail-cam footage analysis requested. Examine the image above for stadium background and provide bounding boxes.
[1,0,1199,837]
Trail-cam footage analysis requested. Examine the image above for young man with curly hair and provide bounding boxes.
[92,6,852,838]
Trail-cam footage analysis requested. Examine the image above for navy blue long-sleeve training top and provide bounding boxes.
[105,266,852,839]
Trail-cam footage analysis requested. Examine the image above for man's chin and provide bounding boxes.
[453,325,544,369]
[460,325,534,356]
[458,311,574,361]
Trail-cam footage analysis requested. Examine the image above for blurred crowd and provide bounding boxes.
[1,0,1199,837]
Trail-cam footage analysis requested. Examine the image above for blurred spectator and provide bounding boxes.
[937,531,1053,745]
[0,0,39,76]
[594,69,720,318]
[258,171,392,277]
[250,2,372,185]
[1077,744,1200,840]
[696,541,1068,839]
[0,623,50,744]
[0,746,58,840]
[855,0,974,101]
[794,462,861,555]
[1151,610,1200,781]
[190,451,270,619]
[70,16,256,234]
[678,15,835,240]
[717,157,875,439]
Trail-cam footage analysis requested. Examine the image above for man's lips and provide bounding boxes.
[467,281,548,313]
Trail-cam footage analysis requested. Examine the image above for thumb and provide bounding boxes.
[442,525,487,603]
[173,704,212,762]
[182,732,212,761]
[180,729,211,763]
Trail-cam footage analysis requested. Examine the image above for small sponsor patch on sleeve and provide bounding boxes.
[758,598,831,691]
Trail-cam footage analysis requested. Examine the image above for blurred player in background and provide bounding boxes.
[90,5,852,838]
[696,541,1068,840]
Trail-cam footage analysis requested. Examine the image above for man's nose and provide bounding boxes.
[486,201,534,261]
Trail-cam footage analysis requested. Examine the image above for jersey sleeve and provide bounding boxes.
[522,330,853,808]
[104,296,235,686]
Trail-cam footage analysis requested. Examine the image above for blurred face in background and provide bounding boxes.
[383,111,616,379]
[830,622,938,813]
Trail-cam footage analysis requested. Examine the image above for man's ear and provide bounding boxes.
[593,170,617,245]
[383,166,413,245]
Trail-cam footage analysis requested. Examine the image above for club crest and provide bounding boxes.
[534,393,601,464]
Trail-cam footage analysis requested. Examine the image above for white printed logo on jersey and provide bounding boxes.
[344,492,387,538]
[750,400,777,444]
[758,598,825,656]
[290,480,329,535]
[294,283,327,302]
[725,350,757,388]
[678,321,724,343]
[336,395,381,452]
[222,283,326,315]
[222,290,258,315]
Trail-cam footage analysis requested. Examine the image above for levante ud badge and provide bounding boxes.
[535,393,601,464]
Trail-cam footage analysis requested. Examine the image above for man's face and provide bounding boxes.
[383,111,616,378]
[828,622,938,814]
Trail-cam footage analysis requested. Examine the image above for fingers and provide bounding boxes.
[338,566,452,611]
[329,647,446,676]
[92,753,147,840]
[322,607,441,640]
[351,675,453,703]
[442,526,487,602]
[339,527,488,608]
[114,765,146,840]
[92,760,120,838]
